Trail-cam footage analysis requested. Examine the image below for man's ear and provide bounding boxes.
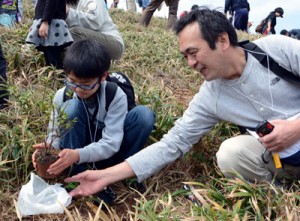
[217,32,230,51]
[101,71,109,81]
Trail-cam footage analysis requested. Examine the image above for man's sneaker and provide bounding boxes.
[92,186,117,206]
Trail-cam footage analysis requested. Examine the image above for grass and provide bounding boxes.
[0,3,300,220]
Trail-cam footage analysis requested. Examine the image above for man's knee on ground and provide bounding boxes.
[216,138,244,177]
[69,27,86,40]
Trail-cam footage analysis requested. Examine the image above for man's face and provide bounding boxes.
[178,22,224,81]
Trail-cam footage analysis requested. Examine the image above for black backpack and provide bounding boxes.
[239,41,300,84]
[237,41,300,133]
[63,72,136,111]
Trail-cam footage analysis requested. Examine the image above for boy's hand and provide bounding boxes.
[47,149,79,175]
[32,142,49,168]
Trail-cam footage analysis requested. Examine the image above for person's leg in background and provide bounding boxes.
[0,43,8,108]
[139,0,164,27]
[43,46,64,69]
[166,0,179,29]
[233,8,249,31]
[69,27,124,60]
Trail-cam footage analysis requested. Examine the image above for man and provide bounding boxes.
[140,0,179,29]
[224,0,250,32]
[65,8,300,197]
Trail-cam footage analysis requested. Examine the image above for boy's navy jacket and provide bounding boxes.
[47,80,128,165]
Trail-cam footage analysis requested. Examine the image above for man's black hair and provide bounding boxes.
[64,39,111,79]
[174,8,238,50]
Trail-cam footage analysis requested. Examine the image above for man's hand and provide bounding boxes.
[47,149,79,175]
[64,162,136,197]
[39,21,49,38]
[65,170,107,197]
[259,119,300,152]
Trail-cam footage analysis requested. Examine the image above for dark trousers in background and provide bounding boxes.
[40,46,64,69]
[0,43,8,107]
[140,0,179,29]
[233,8,249,32]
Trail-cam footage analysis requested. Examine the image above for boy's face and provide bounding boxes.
[66,71,101,99]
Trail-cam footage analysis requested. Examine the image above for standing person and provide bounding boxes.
[137,0,149,11]
[32,39,155,201]
[65,8,300,197]
[261,7,284,35]
[66,0,124,60]
[0,42,8,109]
[140,0,179,29]
[224,0,250,32]
[25,0,73,69]
[110,0,119,8]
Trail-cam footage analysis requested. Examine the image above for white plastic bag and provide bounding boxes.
[17,173,72,216]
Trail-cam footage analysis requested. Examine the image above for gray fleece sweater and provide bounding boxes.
[47,81,128,164]
[66,0,124,48]
[126,35,300,182]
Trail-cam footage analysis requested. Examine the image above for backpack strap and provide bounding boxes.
[62,85,73,102]
[105,81,118,111]
[239,41,300,84]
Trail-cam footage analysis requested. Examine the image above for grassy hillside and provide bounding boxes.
[0,3,299,220]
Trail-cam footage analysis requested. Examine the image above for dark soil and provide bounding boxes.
[35,148,61,179]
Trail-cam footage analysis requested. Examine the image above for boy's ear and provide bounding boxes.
[101,71,109,81]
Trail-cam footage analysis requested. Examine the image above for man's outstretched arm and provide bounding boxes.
[64,161,135,197]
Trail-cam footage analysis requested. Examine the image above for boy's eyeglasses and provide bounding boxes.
[64,78,100,90]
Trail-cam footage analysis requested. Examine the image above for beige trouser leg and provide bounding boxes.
[69,27,124,60]
[216,135,300,183]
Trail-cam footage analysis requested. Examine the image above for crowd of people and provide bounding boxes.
[0,0,300,207]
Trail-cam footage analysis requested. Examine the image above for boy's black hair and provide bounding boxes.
[174,8,238,50]
[64,39,111,79]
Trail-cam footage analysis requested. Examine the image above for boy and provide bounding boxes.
[32,39,155,181]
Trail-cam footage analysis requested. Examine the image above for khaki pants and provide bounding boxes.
[216,135,300,184]
[69,27,124,60]
[140,0,179,29]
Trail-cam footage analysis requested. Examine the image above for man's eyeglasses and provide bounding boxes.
[64,78,100,90]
